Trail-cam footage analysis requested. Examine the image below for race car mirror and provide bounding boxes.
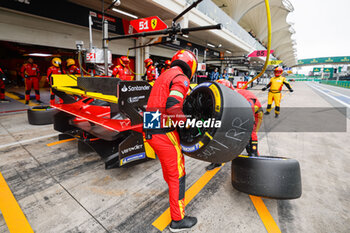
[179,82,254,163]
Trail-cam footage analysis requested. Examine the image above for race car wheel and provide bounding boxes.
[231,155,302,199]
[27,106,58,125]
[179,82,254,163]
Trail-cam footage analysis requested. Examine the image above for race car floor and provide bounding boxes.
[0,82,349,233]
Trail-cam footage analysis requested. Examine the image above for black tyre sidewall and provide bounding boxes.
[231,156,302,199]
[27,106,58,125]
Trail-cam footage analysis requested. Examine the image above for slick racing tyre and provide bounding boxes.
[27,106,58,125]
[231,155,302,199]
[179,82,254,163]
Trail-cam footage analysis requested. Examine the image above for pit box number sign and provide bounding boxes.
[130,16,168,33]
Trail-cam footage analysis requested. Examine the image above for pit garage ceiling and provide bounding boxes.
[212,0,297,66]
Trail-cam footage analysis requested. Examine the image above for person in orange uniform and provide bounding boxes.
[161,60,171,74]
[146,50,198,232]
[47,57,64,104]
[206,79,264,170]
[112,56,133,81]
[66,59,80,75]
[20,58,41,104]
[262,67,293,118]
[144,58,156,82]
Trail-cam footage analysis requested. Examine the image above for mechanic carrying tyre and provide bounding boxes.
[206,79,263,171]
[146,50,198,232]
[47,57,64,104]
[262,67,293,118]
[112,56,133,80]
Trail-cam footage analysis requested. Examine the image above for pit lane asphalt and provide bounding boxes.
[0,82,349,233]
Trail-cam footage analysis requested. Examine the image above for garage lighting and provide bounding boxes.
[226,50,232,54]
[112,8,138,19]
[207,43,215,48]
[182,34,189,38]
[27,53,53,57]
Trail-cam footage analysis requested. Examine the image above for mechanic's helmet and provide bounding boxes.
[274,67,283,77]
[170,50,198,79]
[216,79,234,90]
[165,60,171,67]
[66,58,75,67]
[144,58,153,68]
[120,56,130,66]
[52,57,62,67]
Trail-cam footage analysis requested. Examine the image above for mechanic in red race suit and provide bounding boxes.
[112,56,134,80]
[66,58,80,75]
[47,57,64,104]
[206,79,264,170]
[144,58,156,82]
[20,58,41,104]
[0,67,7,102]
[161,59,171,74]
[146,50,198,232]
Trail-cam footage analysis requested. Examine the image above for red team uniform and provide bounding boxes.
[161,60,171,74]
[21,59,41,103]
[47,58,64,104]
[112,56,133,81]
[146,50,198,231]
[144,58,156,82]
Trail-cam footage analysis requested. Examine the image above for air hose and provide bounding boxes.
[242,0,272,89]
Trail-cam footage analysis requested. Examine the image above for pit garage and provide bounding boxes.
[0,0,349,233]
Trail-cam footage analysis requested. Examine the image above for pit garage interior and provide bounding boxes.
[0,0,350,233]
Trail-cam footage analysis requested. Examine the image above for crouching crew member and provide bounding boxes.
[206,79,264,171]
[112,56,133,80]
[144,58,156,82]
[66,59,80,75]
[47,57,64,104]
[262,67,293,118]
[21,58,41,104]
[146,50,198,232]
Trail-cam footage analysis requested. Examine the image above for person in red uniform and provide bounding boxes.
[161,60,171,74]
[66,59,80,75]
[20,58,41,104]
[0,67,7,102]
[112,56,133,80]
[47,57,64,104]
[146,50,198,232]
[144,58,156,82]
[206,79,263,170]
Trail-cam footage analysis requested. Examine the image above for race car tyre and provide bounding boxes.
[179,82,254,163]
[27,106,59,125]
[231,155,302,199]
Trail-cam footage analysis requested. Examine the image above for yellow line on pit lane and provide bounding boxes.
[5,92,39,107]
[46,138,77,147]
[0,172,34,233]
[152,164,224,231]
[250,195,281,233]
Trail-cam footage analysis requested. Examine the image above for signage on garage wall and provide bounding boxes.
[130,16,168,33]
[0,0,128,35]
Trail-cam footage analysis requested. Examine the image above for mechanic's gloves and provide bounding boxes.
[262,87,267,91]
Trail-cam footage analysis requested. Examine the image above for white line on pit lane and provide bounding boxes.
[307,82,350,109]
[0,133,59,150]
[312,83,350,100]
